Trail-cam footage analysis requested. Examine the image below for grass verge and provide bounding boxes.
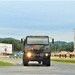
[51,57,75,64]
[0,61,14,66]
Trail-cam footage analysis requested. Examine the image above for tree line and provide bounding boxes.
[51,41,74,52]
[0,38,74,52]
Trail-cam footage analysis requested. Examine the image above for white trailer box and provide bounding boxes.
[0,43,12,54]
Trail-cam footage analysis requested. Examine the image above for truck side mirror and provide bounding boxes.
[52,39,54,44]
[24,39,26,45]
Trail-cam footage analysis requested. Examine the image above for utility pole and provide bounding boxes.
[74,28,75,52]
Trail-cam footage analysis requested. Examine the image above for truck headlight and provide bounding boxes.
[45,53,48,56]
[27,52,31,58]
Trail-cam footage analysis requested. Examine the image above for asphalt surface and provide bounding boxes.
[0,58,75,75]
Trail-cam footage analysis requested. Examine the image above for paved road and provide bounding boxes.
[0,58,75,75]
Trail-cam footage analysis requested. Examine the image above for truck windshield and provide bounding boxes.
[27,36,49,45]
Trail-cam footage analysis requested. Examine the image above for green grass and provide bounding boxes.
[51,57,75,64]
[0,61,14,66]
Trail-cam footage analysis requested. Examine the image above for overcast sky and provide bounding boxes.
[0,0,75,42]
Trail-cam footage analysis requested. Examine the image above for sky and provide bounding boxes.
[0,0,75,42]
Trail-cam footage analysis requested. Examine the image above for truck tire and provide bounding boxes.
[42,58,50,66]
[46,58,50,66]
[23,54,28,66]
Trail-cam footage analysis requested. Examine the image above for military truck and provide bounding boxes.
[21,36,54,66]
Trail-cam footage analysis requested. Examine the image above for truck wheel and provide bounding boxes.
[23,54,28,66]
[46,58,50,66]
[23,59,28,66]
[42,58,50,66]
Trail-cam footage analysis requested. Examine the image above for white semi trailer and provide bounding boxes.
[0,43,12,54]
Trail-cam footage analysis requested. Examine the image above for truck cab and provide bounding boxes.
[21,36,54,66]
